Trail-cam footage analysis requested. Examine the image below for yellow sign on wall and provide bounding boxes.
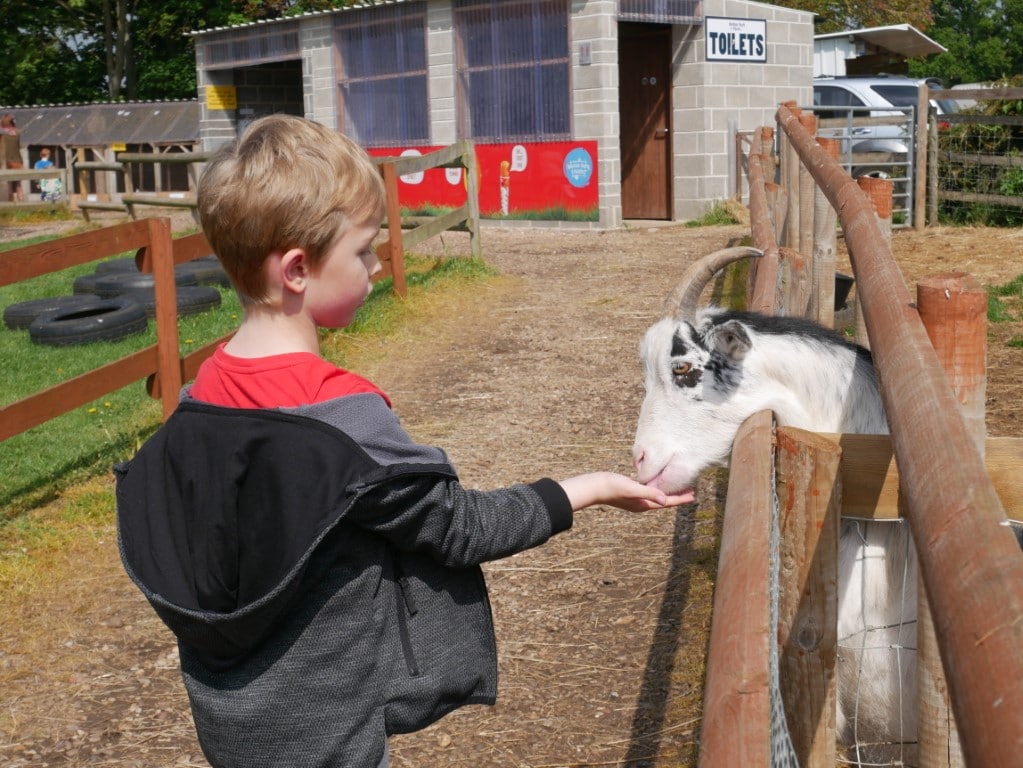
[111,142,127,152]
[206,85,238,111]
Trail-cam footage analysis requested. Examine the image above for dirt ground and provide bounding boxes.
[1,211,1020,767]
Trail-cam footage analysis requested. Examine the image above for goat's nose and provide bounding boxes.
[633,450,645,473]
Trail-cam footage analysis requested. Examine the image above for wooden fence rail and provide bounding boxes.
[0,219,189,441]
[371,140,481,297]
[0,167,69,211]
[700,103,1023,767]
[778,100,1023,767]
[69,140,482,298]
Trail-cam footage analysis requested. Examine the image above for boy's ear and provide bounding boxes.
[278,248,310,293]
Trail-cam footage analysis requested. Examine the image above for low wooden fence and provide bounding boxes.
[927,87,1023,225]
[69,140,482,298]
[0,219,225,442]
[0,166,70,211]
[372,140,482,296]
[74,151,208,223]
[701,103,1023,766]
[2,139,482,441]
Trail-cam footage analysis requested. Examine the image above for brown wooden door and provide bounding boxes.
[619,24,672,220]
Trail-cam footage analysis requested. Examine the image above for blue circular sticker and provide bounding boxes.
[563,147,593,189]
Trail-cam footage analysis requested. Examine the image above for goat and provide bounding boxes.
[632,247,918,764]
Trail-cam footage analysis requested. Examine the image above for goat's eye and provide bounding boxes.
[671,361,701,388]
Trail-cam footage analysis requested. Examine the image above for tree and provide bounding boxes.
[0,2,106,105]
[234,0,355,18]
[0,0,358,106]
[772,0,932,33]
[0,0,235,104]
[910,0,1023,85]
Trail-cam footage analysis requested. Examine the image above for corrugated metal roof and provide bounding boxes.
[0,101,199,148]
[189,0,410,37]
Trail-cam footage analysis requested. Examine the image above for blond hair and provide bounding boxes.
[198,114,386,303]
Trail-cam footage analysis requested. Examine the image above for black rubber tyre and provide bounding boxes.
[4,295,108,330]
[73,273,102,295]
[94,257,140,275]
[118,285,223,318]
[93,270,198,299]
[28,298,148,346]
[175,259,231,287]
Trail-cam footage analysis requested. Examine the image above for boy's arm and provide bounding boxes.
[349,474,570,567]
[348,472,691,568]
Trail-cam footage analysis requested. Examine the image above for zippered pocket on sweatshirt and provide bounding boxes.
[393,563,420,677]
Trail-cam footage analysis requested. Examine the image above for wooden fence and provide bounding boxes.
[372,140,482,297]
[701,103,1023,767]
[68,140,482,298]
[0,219,214,441]
[927,87,1023,225]
[2,140,482,442]
[75,151,208,223]
[0,166,70,211]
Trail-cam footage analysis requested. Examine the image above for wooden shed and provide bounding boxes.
[0,100,199,204]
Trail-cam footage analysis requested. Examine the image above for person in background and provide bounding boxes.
[34,147,62,202]
[1,114,25,202]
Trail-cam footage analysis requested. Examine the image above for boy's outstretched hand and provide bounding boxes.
[559,472,695,513]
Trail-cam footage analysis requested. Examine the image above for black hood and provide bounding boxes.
[115,402,376,670]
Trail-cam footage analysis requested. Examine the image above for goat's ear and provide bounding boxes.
[710,320,751,362]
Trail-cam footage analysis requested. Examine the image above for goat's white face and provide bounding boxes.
[633,314,756,494]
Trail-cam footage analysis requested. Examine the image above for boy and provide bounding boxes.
[115,114,692,767]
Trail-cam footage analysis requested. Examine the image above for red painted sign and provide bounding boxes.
[367,141,598,221]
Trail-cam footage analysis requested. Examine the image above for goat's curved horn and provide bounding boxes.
[664,246,764,319]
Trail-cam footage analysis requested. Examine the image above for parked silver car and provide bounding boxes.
[812,75,954,177]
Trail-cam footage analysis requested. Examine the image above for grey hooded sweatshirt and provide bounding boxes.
[115,393,573,767]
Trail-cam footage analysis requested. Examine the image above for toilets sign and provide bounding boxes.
[705,16,767,63]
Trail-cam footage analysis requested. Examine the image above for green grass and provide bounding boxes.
[685,202,741,228]
[988,273,1023,325]
[0,207,78,229]
[0,237,495,522]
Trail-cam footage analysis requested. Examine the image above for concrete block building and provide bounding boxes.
[193,0,813,227]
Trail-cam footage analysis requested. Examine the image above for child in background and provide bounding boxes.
[115,114,693,768]
[34,147,62,202]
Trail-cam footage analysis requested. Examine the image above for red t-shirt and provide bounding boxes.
[190,344,391,409]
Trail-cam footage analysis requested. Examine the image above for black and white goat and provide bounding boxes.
[632,247,918,762]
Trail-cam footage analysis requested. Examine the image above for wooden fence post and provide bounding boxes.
[461,141,482,259]
[915,86,929,231]
[699,410,775,768]
[776,426,840,768]
[854,175,893,348]
[928,112,939,227]
[377,162,407,298]
[797,113,816,259]
[810,138,840,327]
[138,217,181,419]
[781,102,800,249]
[745,130,781,314]
[778,246,809,317]
[915,273,987,768]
